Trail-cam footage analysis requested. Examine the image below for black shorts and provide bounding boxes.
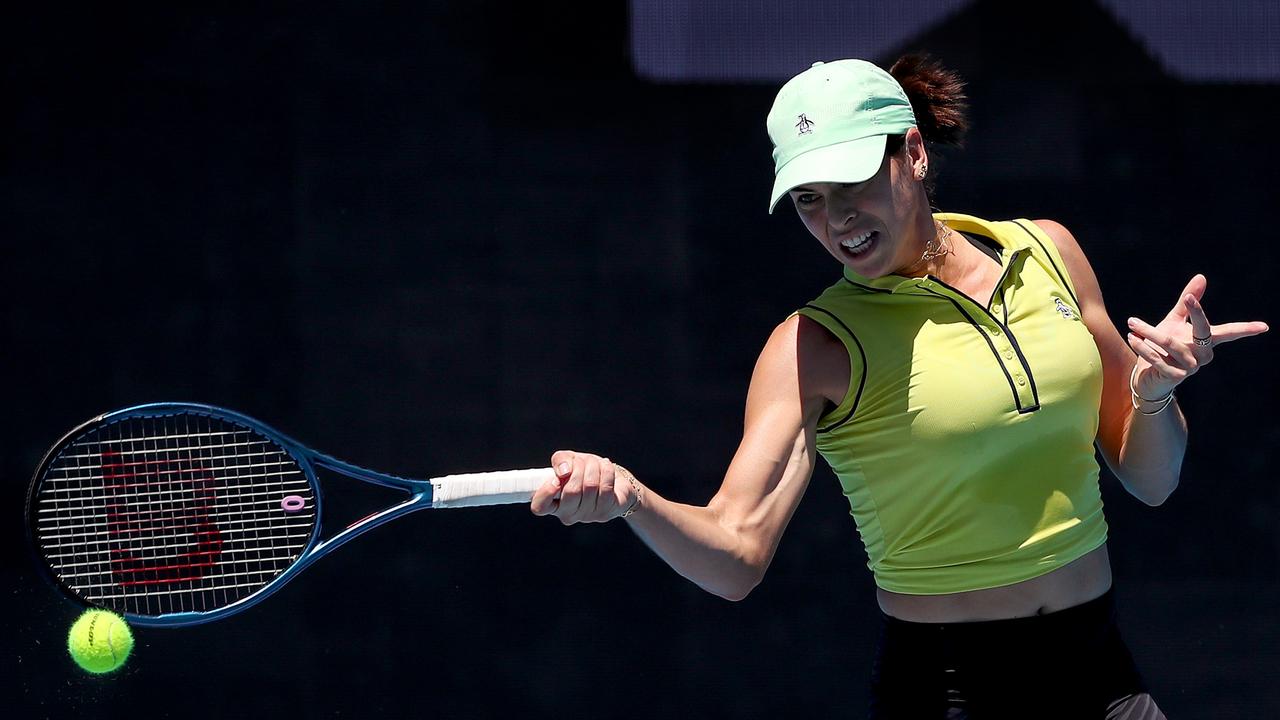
[869,588,1159,719]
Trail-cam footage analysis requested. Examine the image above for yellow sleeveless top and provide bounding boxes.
[796,213,1108,595]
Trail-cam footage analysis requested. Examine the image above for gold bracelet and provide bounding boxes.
[1130,364,1175,416]
[616,464,643,518]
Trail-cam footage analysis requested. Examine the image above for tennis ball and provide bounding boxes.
[67,609,134,674]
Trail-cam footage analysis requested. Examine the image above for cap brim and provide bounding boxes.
[768,134,888,214]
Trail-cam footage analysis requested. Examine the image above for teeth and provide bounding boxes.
[841,231,874,250]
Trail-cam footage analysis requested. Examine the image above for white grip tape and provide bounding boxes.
[429,467,556,508]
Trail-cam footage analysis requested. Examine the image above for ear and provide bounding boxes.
[903,128,928,180]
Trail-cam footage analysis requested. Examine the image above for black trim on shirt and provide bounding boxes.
[841,232,1005,302]
[841,277,892,293]
[928,249,1042,412]
[825,222,1046,414]
[998,317,1041,412]
[1011,219,1080,308]
[960,230,1002,265]
[802,304,867,433]
[922,287,1035,413]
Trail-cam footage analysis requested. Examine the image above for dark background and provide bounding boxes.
[5,1,1277,718]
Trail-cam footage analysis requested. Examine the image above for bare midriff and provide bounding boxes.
[876,543,1113,622]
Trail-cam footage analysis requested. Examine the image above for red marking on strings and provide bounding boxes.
[101,475,220,491]
[117,573,219,587]
[104,495,215,515]
[108,522,224,537]
[101,456,246,478]
[102,444,224,589]
[112,555,220,573]
[105,496,216,533]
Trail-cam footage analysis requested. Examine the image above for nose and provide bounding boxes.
[827,197,857,233]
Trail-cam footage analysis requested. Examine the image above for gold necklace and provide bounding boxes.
[918,219,954,266]
[921,220,953,262]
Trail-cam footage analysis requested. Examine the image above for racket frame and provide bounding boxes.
[27,402,492,627]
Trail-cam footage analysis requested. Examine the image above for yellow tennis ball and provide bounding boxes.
[67,609,134,674]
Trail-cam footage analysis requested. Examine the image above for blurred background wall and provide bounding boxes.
[5,1,1277,717]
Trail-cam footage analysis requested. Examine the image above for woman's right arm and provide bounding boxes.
[530,314,847,601]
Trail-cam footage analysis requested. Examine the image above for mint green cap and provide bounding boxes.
[767,59,916,213]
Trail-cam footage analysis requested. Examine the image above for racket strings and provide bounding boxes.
[35,413,317,618]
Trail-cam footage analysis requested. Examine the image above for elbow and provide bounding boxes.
[1141,483,1177,507]
[1128,474,1180,507]
[705,543,769,602]
[713,587,750,602]
[1138,493,1166,507]
[713,571,764,602]
[700,507,774,601]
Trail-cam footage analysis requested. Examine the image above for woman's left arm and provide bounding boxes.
[1033,220,1269,506]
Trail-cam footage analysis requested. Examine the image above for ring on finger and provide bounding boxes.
[1193,336,1212,347]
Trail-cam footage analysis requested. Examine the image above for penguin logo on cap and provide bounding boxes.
[796,114,815,135]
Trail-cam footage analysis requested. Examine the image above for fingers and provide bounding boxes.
[1126,335,1189,395]
[1166,274,1207,322]
[529,451,573,516]
[554,455,590,521]
[1127,316,1197,370]
[558,453,602,523]
[1132,305,1269,353]
[1184,294,1213,342]
[1208,320,1270,345]
[1127,313,1194,397]
[1157,275,1269,345]
[531,451,624,524]
[1127,275,1267,395]
[598,457,616,505]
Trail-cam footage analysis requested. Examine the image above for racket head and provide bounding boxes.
[27,403,323,626]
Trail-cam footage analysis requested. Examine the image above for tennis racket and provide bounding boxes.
[27,402,555,627]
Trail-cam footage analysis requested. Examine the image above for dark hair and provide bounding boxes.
[883,54,970,199]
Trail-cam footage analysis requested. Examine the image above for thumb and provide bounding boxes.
[550,450,576,483]
[531,451,575,511]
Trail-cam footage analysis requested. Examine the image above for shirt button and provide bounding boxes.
[1004,350,1014,360]
[990,327,1001,336]
[1016,376,1027,387]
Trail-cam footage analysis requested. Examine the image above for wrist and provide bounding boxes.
[615,464,644,519]
[1130,364,1175,416]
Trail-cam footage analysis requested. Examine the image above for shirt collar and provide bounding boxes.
[841,213,1032,293]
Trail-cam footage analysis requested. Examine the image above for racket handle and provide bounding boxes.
[429,467,557,508]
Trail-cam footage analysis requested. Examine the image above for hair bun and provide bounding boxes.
[889,54,969,148]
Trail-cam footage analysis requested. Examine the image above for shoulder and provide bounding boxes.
[752,313,849,408]
[1029,218,1077,249]
[1028,219,1091,279]
[1027,219,1110,318]
[770,313,848,374]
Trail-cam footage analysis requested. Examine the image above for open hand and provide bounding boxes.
[1125,274,1269,399]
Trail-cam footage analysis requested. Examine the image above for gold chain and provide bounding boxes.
[919,219,954,265]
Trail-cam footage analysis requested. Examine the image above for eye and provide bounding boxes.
[794,192,820,206]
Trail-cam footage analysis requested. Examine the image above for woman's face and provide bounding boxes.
[788,145,926,278]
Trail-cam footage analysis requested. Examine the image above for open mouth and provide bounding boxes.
[839,230,877,258]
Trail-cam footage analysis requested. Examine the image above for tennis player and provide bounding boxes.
[530,55,1268,718]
